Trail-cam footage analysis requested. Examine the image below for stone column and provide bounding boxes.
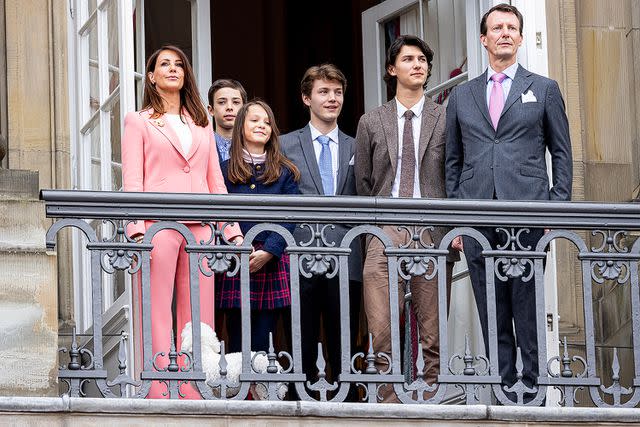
[546,0,640,405]
[0,0,73,396]
[5,0,74,329]
[0,169,58,397]
[0,135,6,165]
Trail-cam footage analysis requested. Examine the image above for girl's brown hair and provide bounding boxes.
[142,45,209,127]
[227,100,300,185]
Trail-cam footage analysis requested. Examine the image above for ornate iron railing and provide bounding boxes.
[42,190,640,406]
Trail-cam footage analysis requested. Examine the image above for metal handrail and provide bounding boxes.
[425,71,469,98]
[43,189,640,406]
[41,190,640,230]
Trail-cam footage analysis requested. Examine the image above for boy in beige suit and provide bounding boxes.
[354,35,456,402]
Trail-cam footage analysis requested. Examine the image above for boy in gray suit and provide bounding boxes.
[446,3,572,401]
[280,64,362,393]
[355,36,456,402]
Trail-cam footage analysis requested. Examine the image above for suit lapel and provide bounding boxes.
[336,130,351,194]
[147,114,186,158]
[418,96,437,164]
[500,65,533,119]
[470,71,493,129]
[381,100,398,177]
[183,114,201,161]
[299,125,324,194]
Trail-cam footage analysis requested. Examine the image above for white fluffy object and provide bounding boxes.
[181,321,288,400]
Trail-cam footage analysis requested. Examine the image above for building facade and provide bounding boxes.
[0,0,639,405]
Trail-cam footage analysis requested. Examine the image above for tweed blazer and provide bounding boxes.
[354,96,456,260]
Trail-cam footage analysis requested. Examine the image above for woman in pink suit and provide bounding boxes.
[121,45,242,399]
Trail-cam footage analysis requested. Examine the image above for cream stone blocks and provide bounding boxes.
[0,195,58,397]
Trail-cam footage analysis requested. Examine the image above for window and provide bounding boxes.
[361,0,470,111]
[68,0,139,332]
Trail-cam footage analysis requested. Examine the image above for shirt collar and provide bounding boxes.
[215,132,231,146]
[395,95,425,119]
[487,62,519,83]
[309,122,339,144]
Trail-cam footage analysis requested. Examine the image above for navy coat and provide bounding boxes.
[220,160,299,257]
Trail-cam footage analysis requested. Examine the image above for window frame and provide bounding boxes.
[0,0,7,169]
[68,0,211,331]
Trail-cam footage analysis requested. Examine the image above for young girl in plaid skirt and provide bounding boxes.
[217,100,300,352]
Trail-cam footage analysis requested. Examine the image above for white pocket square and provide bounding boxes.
[521,90,537,103]
[349,155,355,166]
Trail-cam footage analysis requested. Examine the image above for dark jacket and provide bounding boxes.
[220,160,299,257]
[280,126,363,282]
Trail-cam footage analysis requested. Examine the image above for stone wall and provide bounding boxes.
[0,0,73,396]
[0,170,57,396]
[546,0,640,404]
[4,0,74,333]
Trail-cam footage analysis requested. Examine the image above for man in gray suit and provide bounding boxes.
[446,3,572,399]
[280,64,362,390]
[355,35,456,401]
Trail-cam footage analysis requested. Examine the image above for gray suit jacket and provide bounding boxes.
[354,96,457,261]
[445,65,572,201]
[280,125,362,282]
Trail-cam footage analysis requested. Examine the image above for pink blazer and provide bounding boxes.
[121,109,241,240]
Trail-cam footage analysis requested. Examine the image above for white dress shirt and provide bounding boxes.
[486,62,519,108]
[309,122,339,195]
[391,96,423,198]
[165,114,193,156]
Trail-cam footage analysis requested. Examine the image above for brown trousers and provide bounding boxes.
[363,226,453,401]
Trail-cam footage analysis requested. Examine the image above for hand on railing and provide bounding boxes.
[230,235,244,246]
[451,236,464,252]
[249,249,274,273]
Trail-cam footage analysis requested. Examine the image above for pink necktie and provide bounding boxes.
[489,73,507,130]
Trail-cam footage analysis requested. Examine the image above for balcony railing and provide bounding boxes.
[42,190,640,407]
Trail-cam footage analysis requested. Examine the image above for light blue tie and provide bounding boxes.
[317,135,334,195]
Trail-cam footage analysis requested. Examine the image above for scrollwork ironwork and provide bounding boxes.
[495,256,534,281]
[502,347,538,405]
[599,347,633,406]
[398,255,437,281]
[396,225,435,250]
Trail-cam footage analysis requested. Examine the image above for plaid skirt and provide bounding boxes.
[215,242,291,310]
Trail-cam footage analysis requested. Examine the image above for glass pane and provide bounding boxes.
[111,163,122,191]
[88,0,97,15]
[89,122,102,190]
[91,160,101,190]
[113,269,126,302]
[107,0,120,93]
[135,75,144,110]
[134,0,144,110]
[88,22,100,115]
[110,97,121,163]
[133,0,143,74]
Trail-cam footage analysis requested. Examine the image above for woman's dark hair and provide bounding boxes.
[227,100,300,185]
[142,45,209,127]
[383,35,434,93]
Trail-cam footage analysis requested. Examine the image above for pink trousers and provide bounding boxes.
[140,223,214,399]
